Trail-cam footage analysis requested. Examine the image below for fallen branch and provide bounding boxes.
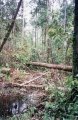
[3,82,45,90]
[21,73,46,85]
[27,62,72,72]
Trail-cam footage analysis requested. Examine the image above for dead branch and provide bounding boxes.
[21,73,46,85]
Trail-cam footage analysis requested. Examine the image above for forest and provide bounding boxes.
[0,0,78,119]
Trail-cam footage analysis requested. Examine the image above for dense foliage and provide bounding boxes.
[0,0,74,66]
[0,0,77,120]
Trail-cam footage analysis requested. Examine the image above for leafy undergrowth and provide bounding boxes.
[19,77,78,120]
[43,78,78,120]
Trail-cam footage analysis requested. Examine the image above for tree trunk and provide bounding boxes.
[73,0,78,78]
[42,28,44,51]
[0,0,22,52]
[44,27,47,47]
[22,0,25,39]
[47,38,52,63]
[35,26,37,48]
[63,0,67,32]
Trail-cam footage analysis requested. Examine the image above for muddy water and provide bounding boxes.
[0,89,45,118]
[0,94,28,118]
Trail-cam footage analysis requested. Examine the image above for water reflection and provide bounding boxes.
[0,94,28,118]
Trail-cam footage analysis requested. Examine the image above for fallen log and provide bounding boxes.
[27,62,72,72]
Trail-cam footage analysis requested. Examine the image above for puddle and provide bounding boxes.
[0,88,46,118]
[0,93,28,118]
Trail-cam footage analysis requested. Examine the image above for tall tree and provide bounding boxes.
[0,0,22,52]
[73,0,78,78]
[31,0,49,47]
